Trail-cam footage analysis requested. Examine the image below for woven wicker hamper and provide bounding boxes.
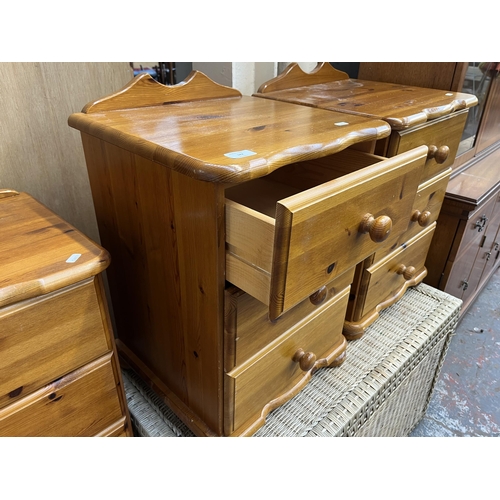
[122,283,462,437]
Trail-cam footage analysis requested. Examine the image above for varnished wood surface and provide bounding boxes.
[0,353,123,437]
[257,62,348,93]
[254,63,478,130]
[0,279,109,410]
[445,144,500,206]
[81,134,226,434]
[0,192,109,308]
[226,147,427,319]
[83,71,241,113]
[224,268,355,371]
[358,62,468,92]
[226,286,350,435]
[342,267,427,340]
[387,111,468,182]
[358,223,436,319]
[70,73,391,184]
[374,168,451,260]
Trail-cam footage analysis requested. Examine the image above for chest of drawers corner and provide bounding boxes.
[69,70,457,436]
[255,62,478,339]
[0,190,133,437]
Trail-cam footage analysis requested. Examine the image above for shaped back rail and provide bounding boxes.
[0,189,19,199]
[82,71,242,113]
[257,62,349,94]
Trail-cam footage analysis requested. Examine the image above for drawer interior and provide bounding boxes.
[225,149,385,216]
[225,147,426,319]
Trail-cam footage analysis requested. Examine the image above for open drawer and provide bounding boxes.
[225,145,427,320]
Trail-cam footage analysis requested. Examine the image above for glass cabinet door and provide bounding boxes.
[457,62,500,157]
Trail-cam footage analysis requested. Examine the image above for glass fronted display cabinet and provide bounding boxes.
[455,62,500,173]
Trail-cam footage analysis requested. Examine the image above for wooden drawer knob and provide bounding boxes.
[359,213,392,243]
[396,264,416,280]
[411,209,432,227]
[427,145,450,164]
[293,348,317,372]
[309,286,327,305]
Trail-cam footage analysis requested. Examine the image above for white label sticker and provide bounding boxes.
[224,150,257,158]
[334,122,349,126]
[445,93,453,96]
[66,253,82,263]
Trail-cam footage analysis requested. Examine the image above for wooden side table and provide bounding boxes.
[68,71,442,436]
[0,190,132,436]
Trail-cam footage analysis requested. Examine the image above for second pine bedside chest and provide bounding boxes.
[255,62,478,338]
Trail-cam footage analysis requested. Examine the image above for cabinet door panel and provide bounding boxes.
[476,76,500,153]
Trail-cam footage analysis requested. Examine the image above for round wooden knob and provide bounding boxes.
[309,286,327,305]
[396,264,417,280]
[411,209,432,227]
[427,145,450,164]
[293,349,316,372]
[359,213,392,243]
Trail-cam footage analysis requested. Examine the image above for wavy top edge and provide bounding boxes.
[257,63,349,94]
[82,71,242,113]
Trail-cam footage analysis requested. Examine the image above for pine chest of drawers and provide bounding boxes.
[255,62,477,338]
[69,70,447,436]
[0,190,132,437]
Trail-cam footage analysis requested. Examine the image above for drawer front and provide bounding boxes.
[0,354,124,436]
[227,146,427,320]
[375,168,451,260]
[225,286,350,435]
[224,267,355,371]
[444,239,482,302]
[454,194,498,262]
[96,417,131,437]
[387,110,468,184]
[0,278,110,409]
[357,223,436,319]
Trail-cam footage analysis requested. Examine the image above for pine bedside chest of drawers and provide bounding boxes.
[0,189,132,437]
[255,62,478,339]
[69,71,436,436]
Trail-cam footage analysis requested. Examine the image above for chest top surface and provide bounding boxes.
[254,63,478,131]
[69,71,391,184]
[445,144,500,206]
[0,191,109,308]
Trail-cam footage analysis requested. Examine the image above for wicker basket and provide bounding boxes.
[123,283,461,437]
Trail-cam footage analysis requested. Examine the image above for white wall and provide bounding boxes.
[192,62,317,95]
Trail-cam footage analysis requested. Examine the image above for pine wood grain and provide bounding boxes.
[255,63,477,131]
[358,223,436,318]
[257,62,348,93]
[225,286,350,435]
[0,279,109,410]
[0,354,123,437]
[358,62,467,91]
[387,111,468,182]
[0,192,109,308]
[225,147,427,319]
[0,192,133,437]
[80,134,226,434]
[224,268,355,370]
[70,73,391,185]
[83,71,241,113]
